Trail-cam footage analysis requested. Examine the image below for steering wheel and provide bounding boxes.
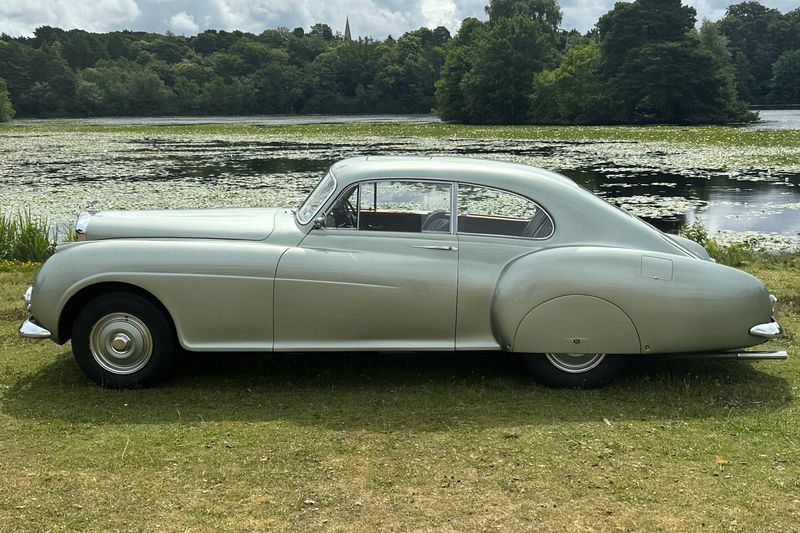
[344,198,357,227]
[332,198,357,228]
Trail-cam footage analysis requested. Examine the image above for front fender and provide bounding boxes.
[31,239,284,350]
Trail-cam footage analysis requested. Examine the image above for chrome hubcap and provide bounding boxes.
[89,313,153,374]
[545,353,606,374]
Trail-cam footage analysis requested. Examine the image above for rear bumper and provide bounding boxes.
[750,320,782,339]
[19,318,52,340]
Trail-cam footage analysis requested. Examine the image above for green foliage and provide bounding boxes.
[461,15,558,124]
[435,10,558,124]
[768,49,800,104]
[485,0,562,29]
[0,24,449,118]
[0,78,14,122]
[0,210,56,262]
[599,0,751,124]
[530,42,616,124]
[434,18,486,123]
[680,221,757,267]
[718,2,789,104]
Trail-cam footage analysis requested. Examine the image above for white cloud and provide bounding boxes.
[168,10,199,34]
[0,0,797,38]
[421,0,458,28]
[0,0,140,35]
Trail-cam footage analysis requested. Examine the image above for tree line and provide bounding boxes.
[0,0,798,125]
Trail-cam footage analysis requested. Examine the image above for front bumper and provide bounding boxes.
[19,317,51,339]
[19,284,51,340]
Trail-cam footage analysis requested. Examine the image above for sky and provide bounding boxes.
[0,0,797,39]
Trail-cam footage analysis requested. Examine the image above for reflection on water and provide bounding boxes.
[1,124,799,249]
[746,109,800,131]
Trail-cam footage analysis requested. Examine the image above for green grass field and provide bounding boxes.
[0,256,798,532]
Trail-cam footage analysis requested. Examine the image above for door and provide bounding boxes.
[274,180,458,351]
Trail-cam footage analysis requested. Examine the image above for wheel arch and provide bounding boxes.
[58,282,177,344]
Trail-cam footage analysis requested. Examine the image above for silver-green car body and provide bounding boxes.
[20,157,785,381]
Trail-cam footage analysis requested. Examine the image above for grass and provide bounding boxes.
[0,256,798,531]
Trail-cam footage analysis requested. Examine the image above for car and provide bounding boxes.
[19,156,787,388]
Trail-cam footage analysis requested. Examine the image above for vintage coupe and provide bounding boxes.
[20,157,786,388]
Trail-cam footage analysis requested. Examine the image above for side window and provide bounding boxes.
[333,180,452,233]
[457,184,553,238]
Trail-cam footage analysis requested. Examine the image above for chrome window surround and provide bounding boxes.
[321,178,456,234]
[312,177,555,241]
[296,171,338,225]
[454,182,555,241]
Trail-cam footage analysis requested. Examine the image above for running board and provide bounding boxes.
[664,351,787,361]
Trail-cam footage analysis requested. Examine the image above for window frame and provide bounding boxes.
[454,182,555,241]
[322,178,457,235]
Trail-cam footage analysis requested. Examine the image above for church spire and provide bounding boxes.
[344,16,352,41]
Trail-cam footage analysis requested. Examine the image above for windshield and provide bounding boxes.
[296,172,336,224]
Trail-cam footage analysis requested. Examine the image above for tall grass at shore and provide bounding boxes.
[0,210,56,262]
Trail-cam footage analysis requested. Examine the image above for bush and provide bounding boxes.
[680,221,757,267]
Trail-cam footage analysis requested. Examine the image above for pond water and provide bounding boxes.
[746,109,800,131]
[1,118,799,250]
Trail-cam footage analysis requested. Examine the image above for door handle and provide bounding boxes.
[413,245,458,251]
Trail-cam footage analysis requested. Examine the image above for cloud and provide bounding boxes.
[167,10,199,34]
[0,0,140,35]
[0,0,796,38]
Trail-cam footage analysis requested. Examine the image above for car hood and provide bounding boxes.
[83,208,279,241]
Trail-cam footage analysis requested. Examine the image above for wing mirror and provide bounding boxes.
[313,216,326,230]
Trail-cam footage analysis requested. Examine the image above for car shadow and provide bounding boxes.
[1,349,793,431]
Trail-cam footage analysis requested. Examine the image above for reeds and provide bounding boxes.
[0,210,57,262]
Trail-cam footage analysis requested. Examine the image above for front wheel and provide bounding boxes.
[71,292,175,388]
[522,353,625,389]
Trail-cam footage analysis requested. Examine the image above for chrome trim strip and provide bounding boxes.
[750,321,782,338]
[412,245,458,251]
[664,351,788,360]
[19,318,52,340]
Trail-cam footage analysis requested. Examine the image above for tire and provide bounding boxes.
[522,353,625,389]
[71,292,175,388]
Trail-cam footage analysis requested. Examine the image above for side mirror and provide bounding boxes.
[313,216,326,230]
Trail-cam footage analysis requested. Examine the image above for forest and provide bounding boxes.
[0,0,798,125]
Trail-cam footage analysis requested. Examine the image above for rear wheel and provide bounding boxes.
[71,292,174,388]
[522,352,625,389]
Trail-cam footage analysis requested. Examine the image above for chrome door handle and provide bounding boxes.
[413,245,458,251]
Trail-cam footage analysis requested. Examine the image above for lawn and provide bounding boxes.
[0,256,798,532]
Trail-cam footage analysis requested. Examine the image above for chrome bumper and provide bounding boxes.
[19,318,52,340]
[750,321,782,339]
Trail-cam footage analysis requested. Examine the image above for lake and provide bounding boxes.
[1,115,799,250]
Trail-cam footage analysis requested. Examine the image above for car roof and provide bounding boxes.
[329,156,580,193]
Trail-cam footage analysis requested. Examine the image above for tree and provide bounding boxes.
[485,0,562,30]
[433,18,487,122]
[597,0,695,74]
[0,78,14,121]
[460,15,558,123]
[719,2,786,103]
[530,42,618,124]
[598,0,750,124]
[309,23,334,41]
[769,50,800,104]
